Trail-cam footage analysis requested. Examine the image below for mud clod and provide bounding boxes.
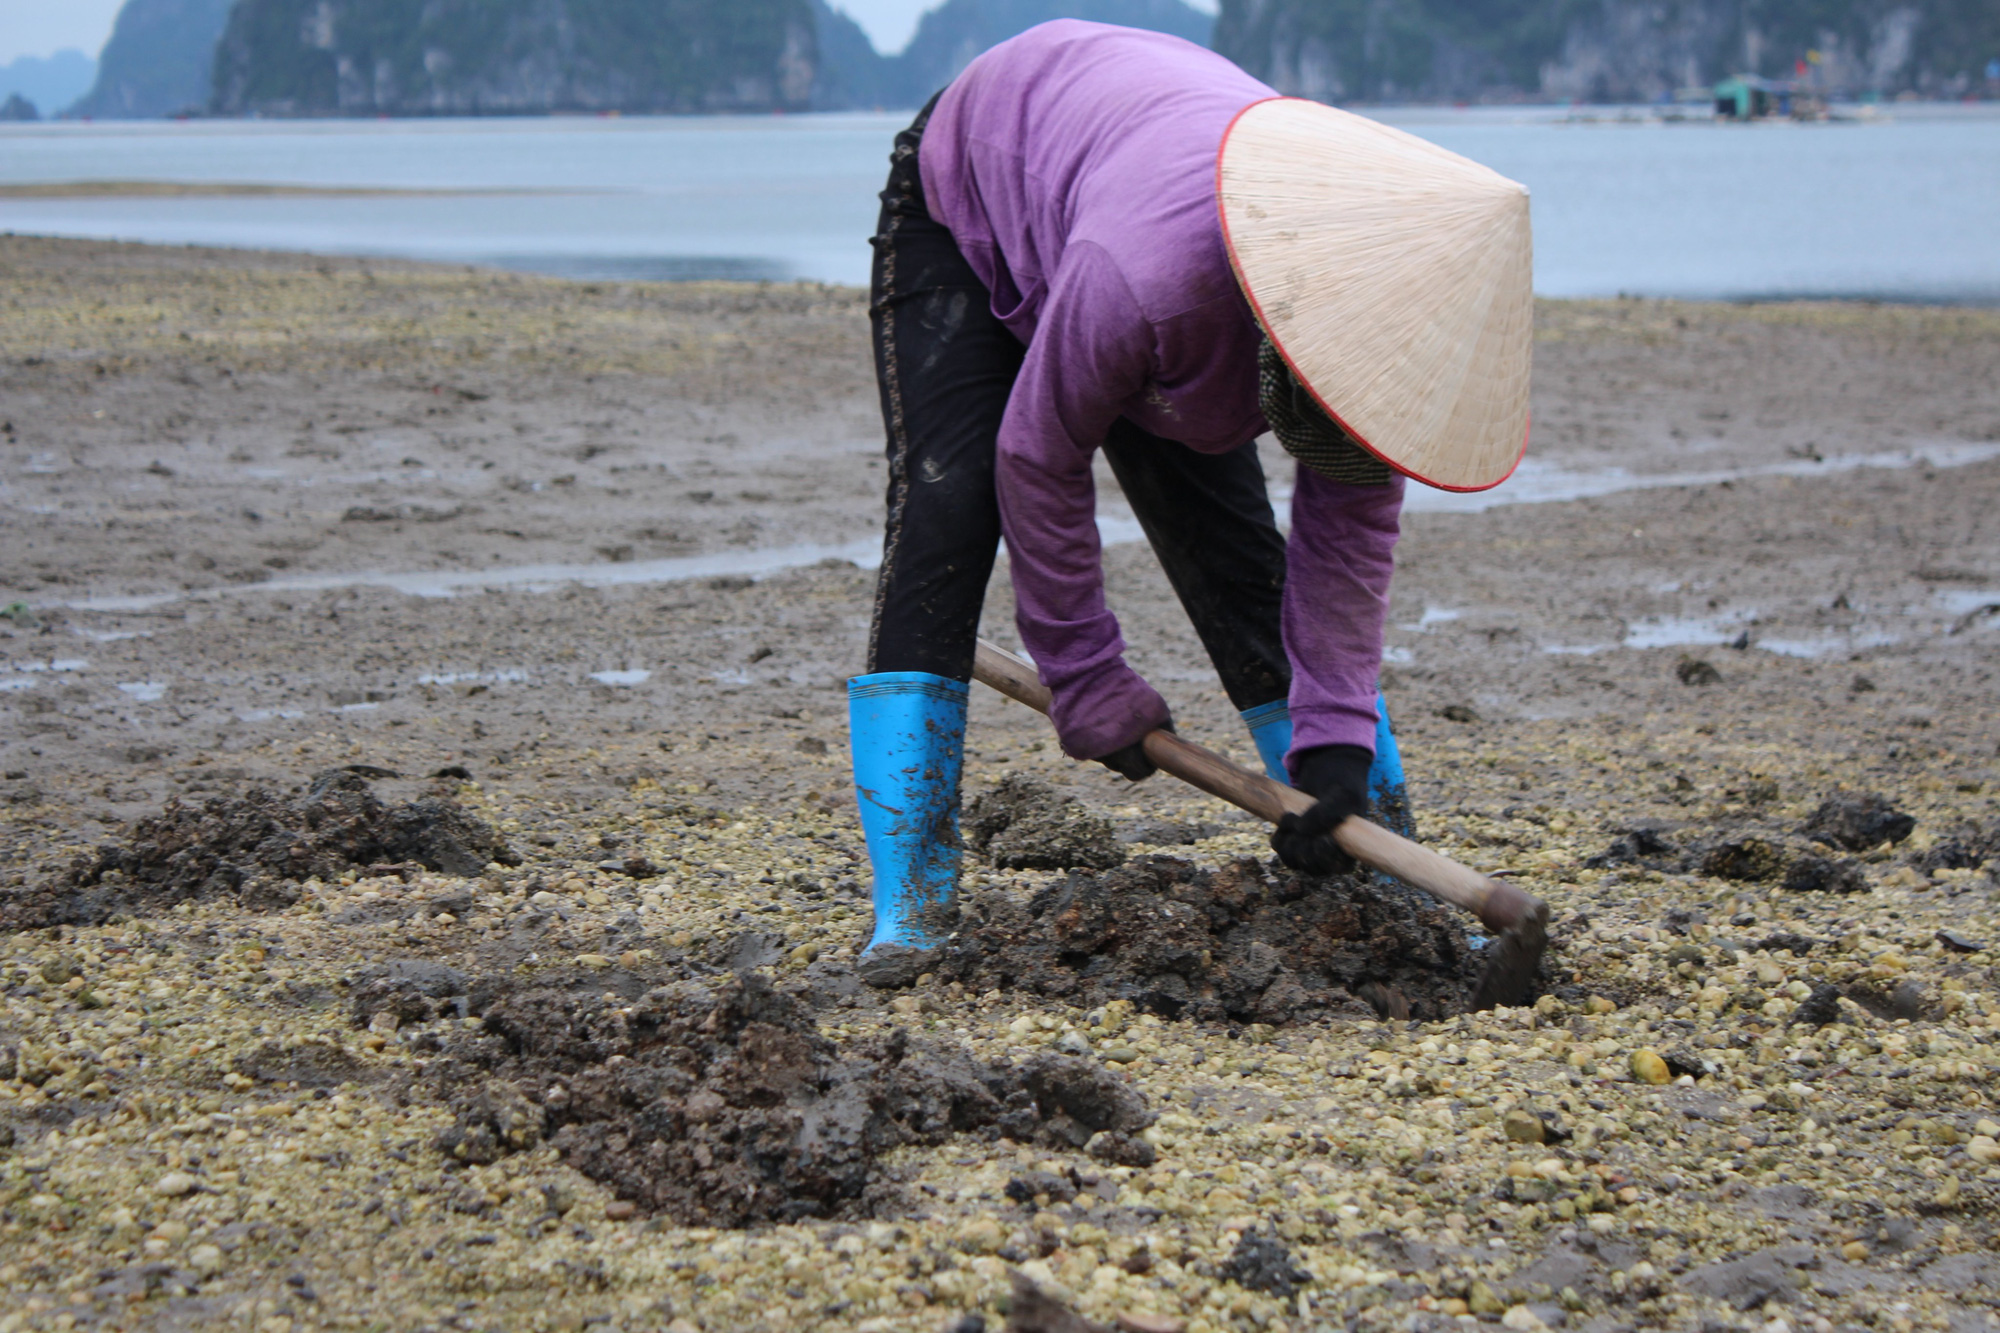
[1586,826,1676,868]
[422,972,1153,1226]
[1916,823,1996,873]
[1803,791,1916,850]
[966,774,1125,871]
[1782,855,1868,894]
[1790,983,1845,1028]
[1221,1228,1311,1297]
[0,771,516,930]
[348,959,470,1026]
[1014,1054,1156,1166]
[938,855,1483,1023]
[231,1039,373,1089]
[1699,838,1788,882]
[1676,657,1723,686]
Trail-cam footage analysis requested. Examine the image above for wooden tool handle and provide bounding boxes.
[971,639,1539,934]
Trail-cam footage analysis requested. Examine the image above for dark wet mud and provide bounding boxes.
[415,972,1155,1226]
[967,774,1126,872]
[0,769,516,929]
[937,854,1485,1024]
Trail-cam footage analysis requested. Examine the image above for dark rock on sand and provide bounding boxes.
[1849,978,1931,1021]
[1803,791,1915,851]
[0,770,517,929]
[966,774,1125,872]
[936,854,1485,1023]
[1222,1228,1312,1297]
[1790,983,1845,1028]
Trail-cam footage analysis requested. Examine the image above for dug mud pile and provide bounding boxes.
[415,972,1155,1226]
[938,853,1487,1023]
[966,774,1126,871]
[0,769,515,929]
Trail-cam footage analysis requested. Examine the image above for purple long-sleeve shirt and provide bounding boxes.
[921,21,1404,767]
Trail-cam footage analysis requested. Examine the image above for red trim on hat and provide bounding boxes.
[1215,96,1529,494]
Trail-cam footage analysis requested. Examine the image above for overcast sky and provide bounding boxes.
[0,0,125,64]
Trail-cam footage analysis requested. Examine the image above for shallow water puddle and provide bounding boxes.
[415,669,530,685]
[1395,439,2000,514]
[63,537,886,611]
[1622,610,1761,650]
[52,440,2000,615]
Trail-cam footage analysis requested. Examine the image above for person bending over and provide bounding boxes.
[845,21,1531,975]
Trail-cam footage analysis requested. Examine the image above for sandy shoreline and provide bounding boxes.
[2,235,1999,1333]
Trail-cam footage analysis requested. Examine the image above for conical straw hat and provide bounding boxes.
[1218,98,1533,492]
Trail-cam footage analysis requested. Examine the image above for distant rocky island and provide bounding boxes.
[207,0,820,115]
[49,0,2000,118]
[1213,0,1998,103]
[836,0,1213,108]
[66,0,236,118]
[203,0,1209,115]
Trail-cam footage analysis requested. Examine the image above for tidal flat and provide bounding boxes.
[1,236,1998,1333]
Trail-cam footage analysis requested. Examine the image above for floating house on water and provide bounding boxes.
[1714,74,1796,118]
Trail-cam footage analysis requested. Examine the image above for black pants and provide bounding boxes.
[864,99,1292,717]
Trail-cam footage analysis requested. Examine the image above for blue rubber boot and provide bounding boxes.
[1241,692,1417,838]
[1239,698,1294,785]
[848,672,968,981]
[1369,693,1417,839]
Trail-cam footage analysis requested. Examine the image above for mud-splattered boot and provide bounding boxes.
[1367,694,1416,840]
[1240,692,1417,839]
[847,671,967,987]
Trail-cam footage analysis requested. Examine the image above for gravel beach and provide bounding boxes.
[2,235,1999,1333]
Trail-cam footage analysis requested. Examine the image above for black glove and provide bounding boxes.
[1095,720,1173,782]
[1270,744,1372,876]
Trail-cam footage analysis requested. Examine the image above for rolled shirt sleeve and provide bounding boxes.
[994,243,1172,761]
[1282,464,1405,767]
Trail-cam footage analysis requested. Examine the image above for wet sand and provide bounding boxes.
[2,235,1999,1333]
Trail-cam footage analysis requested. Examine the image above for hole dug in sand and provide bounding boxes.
[419,972,1157,1227]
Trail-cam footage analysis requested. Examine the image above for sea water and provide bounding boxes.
[2,102,1998,300]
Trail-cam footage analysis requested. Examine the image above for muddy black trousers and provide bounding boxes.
[863,101,1294,730]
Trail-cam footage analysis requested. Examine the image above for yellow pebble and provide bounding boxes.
[1629,1049,1671,1085]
